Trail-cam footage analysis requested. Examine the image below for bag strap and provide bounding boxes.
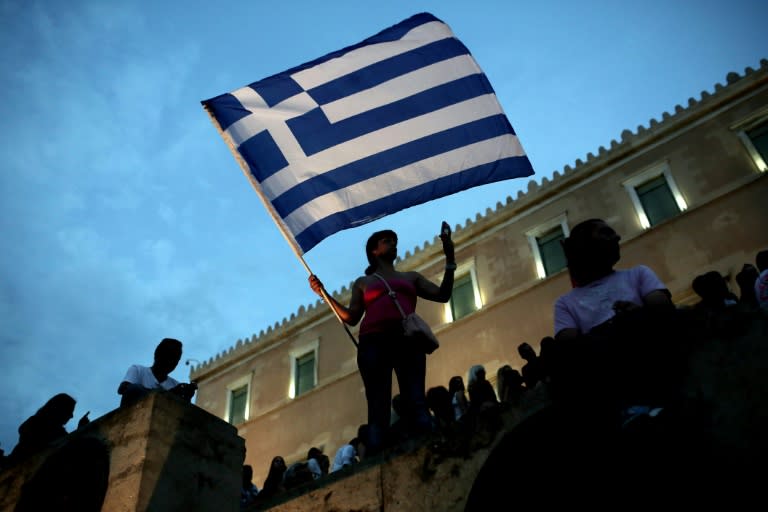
[372,273,407,319]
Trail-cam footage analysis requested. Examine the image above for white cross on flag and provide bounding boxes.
[202,12,534,254]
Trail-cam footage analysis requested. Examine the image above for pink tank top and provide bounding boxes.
[359,277,417,335]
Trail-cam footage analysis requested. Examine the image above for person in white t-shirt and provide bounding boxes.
[551,219,679,420]
[331,437,361,472]
[554,219,673,341]
[306,447,328,479]
[117,337,197,407]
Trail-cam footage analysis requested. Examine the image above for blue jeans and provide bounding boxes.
[357,329,432,453]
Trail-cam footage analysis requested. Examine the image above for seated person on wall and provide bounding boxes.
[254,456,287,504]
[331,435,363,472]
[553,218,674,342]
[6,393,90,466]
[551,219,678,416]
[692,270,739,311]
[734,263,759,309]
[517,342,547,390]
[240,464,259,509]
[306,447,329,480]
[117,337,197,407]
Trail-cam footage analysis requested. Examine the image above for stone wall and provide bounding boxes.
[0,391,245,512]
[251,389,551,512]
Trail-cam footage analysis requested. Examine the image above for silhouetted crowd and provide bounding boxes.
[240,354,553,510]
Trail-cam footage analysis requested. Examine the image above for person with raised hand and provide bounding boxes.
[309,222,455,455]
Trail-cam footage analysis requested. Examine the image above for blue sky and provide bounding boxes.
[1,0,765,453]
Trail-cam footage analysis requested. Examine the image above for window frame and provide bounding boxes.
[623,162,687,229]
[526,214,570,279]
[289,339,319,399]
[733,109,768,173]
[225,373,252,425]
[444,260,482,323]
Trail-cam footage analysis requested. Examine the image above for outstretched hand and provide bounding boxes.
[78,411,90,428]
[439,221,455,262]
[171,382,197,402]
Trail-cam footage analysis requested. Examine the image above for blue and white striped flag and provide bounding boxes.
[202,12,534,254]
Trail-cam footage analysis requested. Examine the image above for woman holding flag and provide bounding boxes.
[309,221,455,455]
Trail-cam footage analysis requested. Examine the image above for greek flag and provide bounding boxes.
[202,12,534,254]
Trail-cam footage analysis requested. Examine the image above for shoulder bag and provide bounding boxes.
[372,273,440,354]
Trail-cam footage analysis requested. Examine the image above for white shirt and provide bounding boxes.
[554,265,667,335]
[122,364,179,390]
[307,458,323,479]
[452,392,468,421]
[331,444,357,472]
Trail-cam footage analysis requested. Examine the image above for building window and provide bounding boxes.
[229,385,248,424]
[289,340,319,399]
[451,273,475,321]
[736,116,768,172]
[634,175,679,227]
[537,227,567,277]
[623,163,687,229]
[526,214,570,279]
[225,374,252,425]
[295,351,316,396]
[445,262,482,322]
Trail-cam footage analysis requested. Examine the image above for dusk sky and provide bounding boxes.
[1,0,766,453]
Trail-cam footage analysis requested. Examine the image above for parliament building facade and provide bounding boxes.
[191,60,768,485]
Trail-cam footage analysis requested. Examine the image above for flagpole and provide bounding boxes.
[203,106,358,347]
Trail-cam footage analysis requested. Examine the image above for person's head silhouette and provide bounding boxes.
[37,393,76,426]
[756,250,768,273]
[364,229,398,275]
[517,342,537,362]
[562,219,621,287]
[152,338,182,379]
[692,271,733,307]
[449,375,465,391]
[242,464,254,486]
